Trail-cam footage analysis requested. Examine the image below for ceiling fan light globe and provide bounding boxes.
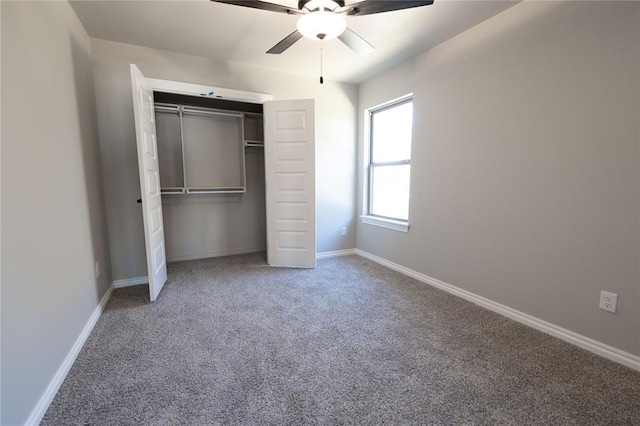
[296,11,346,41]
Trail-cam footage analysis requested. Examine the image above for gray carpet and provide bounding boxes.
[42,253,640,425]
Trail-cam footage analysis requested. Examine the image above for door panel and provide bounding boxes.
[130,64,167,301]
[264,99,316,267]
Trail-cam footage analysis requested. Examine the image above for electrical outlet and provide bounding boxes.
[599,291,617,313]
[95,261,100,278]
[341,226,347,236]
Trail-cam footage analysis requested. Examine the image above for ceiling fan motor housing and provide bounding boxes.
[298,0,345,11]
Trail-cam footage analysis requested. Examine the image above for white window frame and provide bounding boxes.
[361,95,412,233]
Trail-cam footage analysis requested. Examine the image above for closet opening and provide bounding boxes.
[153,91,267,263]
[131,65,316,301]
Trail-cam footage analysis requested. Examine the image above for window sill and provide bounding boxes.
[361,215,409,233]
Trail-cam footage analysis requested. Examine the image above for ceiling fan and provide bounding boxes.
[210,0,434,55]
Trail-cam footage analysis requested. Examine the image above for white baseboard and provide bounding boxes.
[113,276,148,288]
[355,249,640,372]
[25,284,114,426]
[166,246,265,263]
[317,248,357,259]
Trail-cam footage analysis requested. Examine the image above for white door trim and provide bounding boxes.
[146,77,273,104]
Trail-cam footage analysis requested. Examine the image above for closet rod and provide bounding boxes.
[182,108,243,118]
[161,188,185,195]
[155,106,179,113]
[186,187,246,194]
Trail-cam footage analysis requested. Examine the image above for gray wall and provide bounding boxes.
[1,1,112,424]
[357,1,640,356]
[91,39,358,282]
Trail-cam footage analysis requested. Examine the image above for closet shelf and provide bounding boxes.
[161,187,247,195]
[161,188,186,195]
[187,187,246,194]
[244,140,264,148]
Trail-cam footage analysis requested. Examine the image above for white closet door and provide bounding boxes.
[264,99,316,267]
[130,64,167,301]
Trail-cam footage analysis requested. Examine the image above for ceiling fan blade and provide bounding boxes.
[338,28,374,55]
[266,30,304,54]
[210,0,301,15]
[339,0,433,16]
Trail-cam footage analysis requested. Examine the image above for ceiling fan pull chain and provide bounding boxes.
[320,46,324,84]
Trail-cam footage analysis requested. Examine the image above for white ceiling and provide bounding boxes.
[70,0,518,84]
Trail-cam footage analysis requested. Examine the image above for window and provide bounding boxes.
[363,96,413,232]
